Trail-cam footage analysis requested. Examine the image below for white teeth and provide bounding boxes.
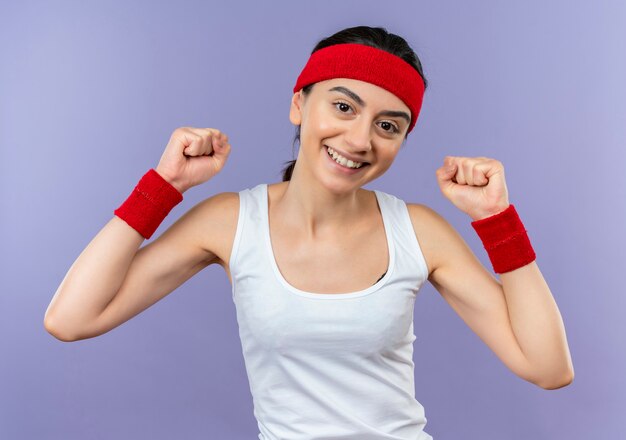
[326,146,364,169]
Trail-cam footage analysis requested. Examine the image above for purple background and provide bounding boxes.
[1,1,624,439]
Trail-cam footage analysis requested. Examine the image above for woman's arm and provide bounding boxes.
[418,155,575,389]
[44,215,147,341]
[408,203,574,390]
[498,261,574,389]
[45,128,233,341]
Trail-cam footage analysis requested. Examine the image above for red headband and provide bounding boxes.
[293,43,425,134]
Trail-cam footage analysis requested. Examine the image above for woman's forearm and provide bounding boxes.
[499,261,574,389]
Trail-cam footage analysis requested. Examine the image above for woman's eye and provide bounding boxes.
[334,101,353,113]
[333,101,399,134]
[380,121,400,133]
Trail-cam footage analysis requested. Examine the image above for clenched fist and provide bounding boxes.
[435,155,510,221]
[155,127,231,193]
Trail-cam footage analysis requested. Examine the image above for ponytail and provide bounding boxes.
[281,159,297,182]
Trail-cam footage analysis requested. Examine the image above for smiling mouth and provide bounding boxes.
[324,145,370,168]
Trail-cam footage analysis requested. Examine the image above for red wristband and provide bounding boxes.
[113,168,184,239]
[470,204,536,274]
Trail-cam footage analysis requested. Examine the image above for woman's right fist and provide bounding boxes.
[155,127,231,193]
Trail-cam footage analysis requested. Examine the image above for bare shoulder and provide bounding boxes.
[406,201,495,294]
[405,202,466,279]
[186,191,240,267]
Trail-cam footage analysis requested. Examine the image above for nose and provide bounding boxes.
[344,116,372,152]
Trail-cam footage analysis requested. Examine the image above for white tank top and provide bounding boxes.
[229,183,434,440]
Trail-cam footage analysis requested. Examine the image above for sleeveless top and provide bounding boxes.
[228,183,434,440]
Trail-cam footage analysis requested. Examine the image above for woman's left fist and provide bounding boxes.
[435,156,510,221]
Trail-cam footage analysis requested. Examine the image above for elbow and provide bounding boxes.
[536,369,575,390]
[44,314,78,342]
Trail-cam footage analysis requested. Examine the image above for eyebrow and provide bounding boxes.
[328,86,411,125]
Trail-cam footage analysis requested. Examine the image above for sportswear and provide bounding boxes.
[229,183,434,440]
[470,203,536,273]
[113,168,183,239]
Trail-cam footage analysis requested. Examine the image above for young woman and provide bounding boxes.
[45,26,574,440]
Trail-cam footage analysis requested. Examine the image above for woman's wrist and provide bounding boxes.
[154,167,187,193]
[113,168,184,240]
[469,203,511,222]
[470,204,536,274]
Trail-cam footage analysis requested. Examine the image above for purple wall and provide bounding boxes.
[2,0,624,438]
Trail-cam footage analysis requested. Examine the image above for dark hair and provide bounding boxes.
[281,25,428,182]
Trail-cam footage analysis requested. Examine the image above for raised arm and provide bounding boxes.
[44,127,232,341]
[426,155,574,389]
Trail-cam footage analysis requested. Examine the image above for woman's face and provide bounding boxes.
[289,77,411,190]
